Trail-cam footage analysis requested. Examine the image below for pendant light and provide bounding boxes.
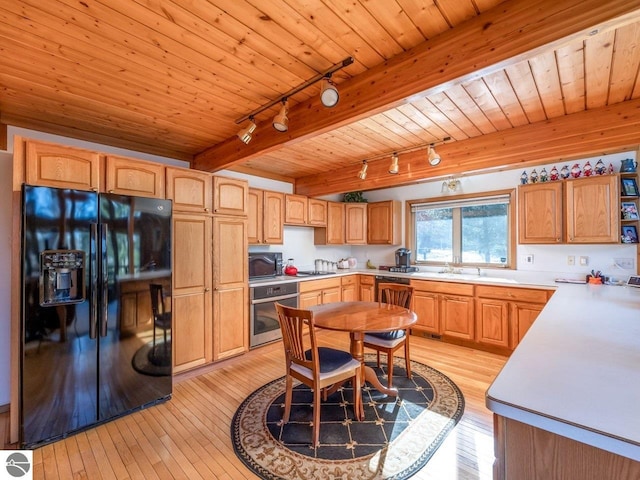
[273,99,289,132]
[388,152,399,174]
[358,160,368,180]
[428,144,441,166]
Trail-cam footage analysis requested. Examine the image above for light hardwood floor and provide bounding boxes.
[2,332,507,479]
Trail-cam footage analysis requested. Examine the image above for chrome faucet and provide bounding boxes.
[476,267,482,276]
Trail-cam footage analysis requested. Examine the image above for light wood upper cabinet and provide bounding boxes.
[345,203,367,244]
[285,194,308,225]
[248,188,284,244]
[213,176,248,216]
[25,140,100,191]
[166,167,212,213]
[314,201,345,245]
[172,213,212,373]
[213,216,248,287]
[565,175,619,243]
[105,155,165,198]
[367,200,401,245]
[308,198,328,226]
[518,182,563,244]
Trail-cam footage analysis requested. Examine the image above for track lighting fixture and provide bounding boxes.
[237,117,257,144]
[320,76,339,108]
[235,57,354,142]
[272,99,289,132]
[358,160,368,180]
[388,153,399,174]
[428,144,441,166]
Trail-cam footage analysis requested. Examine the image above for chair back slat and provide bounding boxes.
[378,283,414,309]
[275,303,318,371]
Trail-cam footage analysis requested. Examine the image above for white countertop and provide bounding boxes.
[486,282,640,461]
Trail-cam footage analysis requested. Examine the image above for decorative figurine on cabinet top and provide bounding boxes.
[583,161,593,177]
[608,163,615,174]
[529,169,539,183]
[520,171,528,185]
[570,163,582,178]
[620,158,638,173]
[550,166,559,181]
[594,159,606,175]
[540,167,549,182]
[560,165,570,179]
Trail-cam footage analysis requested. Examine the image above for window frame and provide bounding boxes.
[405,188,516,269]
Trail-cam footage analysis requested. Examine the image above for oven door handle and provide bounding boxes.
[251,293,299,304]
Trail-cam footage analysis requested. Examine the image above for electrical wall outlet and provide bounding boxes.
[525,254,534,264]
[567,255,575,266]
[579,256,589,266]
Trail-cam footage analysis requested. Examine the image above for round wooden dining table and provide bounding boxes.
[308,301,417,420]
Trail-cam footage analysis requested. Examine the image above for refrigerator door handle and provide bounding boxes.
[99,223,109,337]
[89,223,98,340]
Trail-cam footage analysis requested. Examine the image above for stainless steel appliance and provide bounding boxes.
[250,282,298,348]
[248,251,283,279]
[21,185,172,447]
[374,275,410,301]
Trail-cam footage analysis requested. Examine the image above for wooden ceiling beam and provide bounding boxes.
[295,99,640,196]
[193,0,640,173]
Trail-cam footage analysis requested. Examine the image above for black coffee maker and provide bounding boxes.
[395,248,411,267]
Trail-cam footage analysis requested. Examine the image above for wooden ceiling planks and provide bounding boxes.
[0,0,639,194]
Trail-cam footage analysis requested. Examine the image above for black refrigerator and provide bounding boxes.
[21,185,172,447]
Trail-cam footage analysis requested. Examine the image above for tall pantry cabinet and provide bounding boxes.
[166,167,213,373]
[212,178,249,360]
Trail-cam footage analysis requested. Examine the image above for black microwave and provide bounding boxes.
[248,252,283,279]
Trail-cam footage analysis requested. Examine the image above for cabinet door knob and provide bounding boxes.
[204,208,209,212]
[108,190,114,193]
[92,187,98,192]
[204,287,210,292]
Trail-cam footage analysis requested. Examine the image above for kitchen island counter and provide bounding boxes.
[486,282,640,463]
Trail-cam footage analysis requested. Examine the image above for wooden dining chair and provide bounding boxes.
[275,302,361,446]
[363,283,415,388]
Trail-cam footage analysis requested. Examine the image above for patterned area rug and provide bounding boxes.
[231,354,465,479]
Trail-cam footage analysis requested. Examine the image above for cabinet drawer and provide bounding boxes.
[340,275,357,286]
[411,280,474,296]
[299,277,341,293]
[359,275,374,285]
[476,285,549,304]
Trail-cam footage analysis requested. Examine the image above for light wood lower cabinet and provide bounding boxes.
[359,275,375,302]
[412,290,439,334]
[213,286,248,360]
[172,213,212,373]
[493,416,640,480]
[441,295,475,340]
[476,285,551,350]
[341,275,358,302]
[212,216,248,360]
[410,280,474,339]
[299,277,341,308]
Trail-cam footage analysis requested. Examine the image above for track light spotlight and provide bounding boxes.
[237,118,257,144]
[428,144,441,166]
[358,160,368,180]
[320,76,339,108]
[273,99,289,132]
[389,153,399,174]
